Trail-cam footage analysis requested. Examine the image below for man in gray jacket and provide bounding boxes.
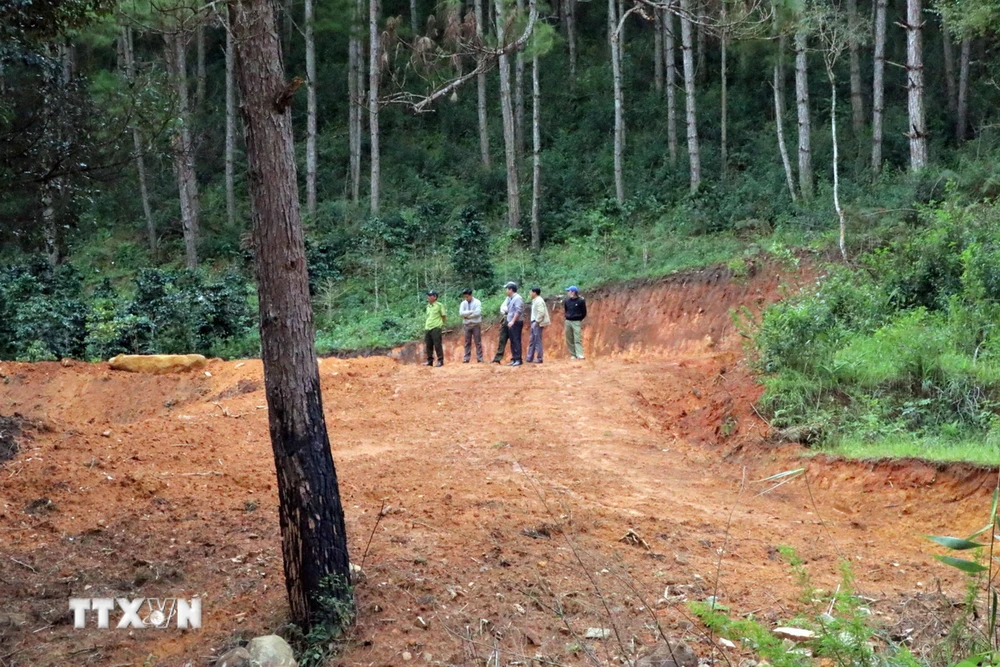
[459,289,483,363]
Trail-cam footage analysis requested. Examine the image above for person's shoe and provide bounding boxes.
[435,361,444,367]
[463,359,470,363]
[492,360,501,364]
[424,361,433,366]
[534,360,543,364]
[508,360,522,367]
[477,359,483,363]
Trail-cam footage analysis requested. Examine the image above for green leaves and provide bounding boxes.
[934,555,989,574]
[926,535,985,551]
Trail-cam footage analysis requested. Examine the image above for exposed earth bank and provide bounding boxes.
[0,264,992,666]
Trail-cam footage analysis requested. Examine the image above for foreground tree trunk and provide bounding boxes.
[609,0,625,202]
[305,0,317,218]
[228,0,352,628]
[794,27,813,199]
[679,0,700,193]
[957,36,970,141]
[164,31,201,269]
[122,26,158,258]
[531,52,541,252]
[871,0,886,177]
[847,0,863,137]
[905,0,928,170]
[369,0,381,214]
[475,0,490,166]
[496,0,521,228]
[663,7,678,165]
[225,16,237,230]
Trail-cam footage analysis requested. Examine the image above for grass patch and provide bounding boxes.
[825,434,1000,467]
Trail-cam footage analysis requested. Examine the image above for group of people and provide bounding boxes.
[423,283,588,367]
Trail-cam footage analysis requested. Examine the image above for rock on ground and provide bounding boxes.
[215,647,251,667]
[635,641,698,667]
[108,354,207,374]
[246,635,298,667]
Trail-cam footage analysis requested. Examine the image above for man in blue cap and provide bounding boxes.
[563,286,587,359]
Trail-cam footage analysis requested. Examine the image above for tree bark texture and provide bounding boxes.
[228,0,352,628]
[774,63,797,202]
[610,0,625,202]
[566,0,577,81]
[515,0,526,156]
[794,27,813,199]
[941,17,957,120]
[349,0,364,201]
[654,8,664,94]
[679,0,701,193]
[225,16,237,230]
[871,0,886,177]
[905,0,928,170]
[827,65,846,259]
[410,0,419,35]
[164,30,201,269]
[663,7,677,165]
[531,52,541,252]
[957,36,970,141]
[305,0,317,219]
[475,0,490,166]
[847,0,864,136]
[122,26,158,258]
[196,20,207,110]
[369,0,382,214]
[720,1,727,181]
[496,0,521,228]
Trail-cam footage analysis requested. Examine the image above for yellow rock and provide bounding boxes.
[108,354,208,374]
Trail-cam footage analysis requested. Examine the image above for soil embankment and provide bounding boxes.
[0,263,991,666]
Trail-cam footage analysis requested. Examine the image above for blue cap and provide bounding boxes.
[566,286,579,293]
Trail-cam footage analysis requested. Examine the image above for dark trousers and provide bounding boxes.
[424,327,443,363]
[492,320,510,362]
[508,319,524,363]
[527,322,544,362]
[464,324,483,362]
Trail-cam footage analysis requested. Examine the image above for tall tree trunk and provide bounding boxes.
[122,26,158,258]
[847,0,864,137]
[349,0,364,201]
[654,8,664,94]
[905,0,928,170]
[225,16,237,230]
[496,0,520,228]
[679,0,701,193]
[774,63,797,202]
[369,0,381,214]
[610,0,625,202]
[957,36,970,141]
[794,27,813,199]
[196,20,206,109]
[515,0,526,156]
[664,7,678,165]
[228,0,351,629]
[164,31,201,269]
[696,16,705,81]
[410,0,419,34]
[305,0,317,219]
[531,52,541,252]
[941,18,957,121]
[566,0,577,81]
[871,0,886,177]
[719,1,727,181]
[827,65,846,259]
[475,0,490,167]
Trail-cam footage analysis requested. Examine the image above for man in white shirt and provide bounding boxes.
[459,289,484,363]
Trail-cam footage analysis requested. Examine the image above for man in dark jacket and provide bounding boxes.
[563,286,587,359]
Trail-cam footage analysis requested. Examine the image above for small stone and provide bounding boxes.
[584,628,611,639]
[635,641,698,667]
[246,635,297,667]
[719,638,736,649]
[101,430,111,437]
[773,627,816,642]
[415,616,430,630]
[215,647,251,667]
[402,651,413,661]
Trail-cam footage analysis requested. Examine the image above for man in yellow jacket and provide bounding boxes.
[424,290,446,366]
[527,286,550,364]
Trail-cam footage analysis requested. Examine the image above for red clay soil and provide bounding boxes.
[0,264,991,666]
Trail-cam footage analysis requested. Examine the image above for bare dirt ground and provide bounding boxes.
[0,265,994,666]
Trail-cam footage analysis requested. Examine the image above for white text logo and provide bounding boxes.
[69,598,201,629]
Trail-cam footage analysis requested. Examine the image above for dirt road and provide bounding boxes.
[0,266,992,666]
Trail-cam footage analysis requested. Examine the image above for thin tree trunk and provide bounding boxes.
[305,0,317,218]
[774,64,797,202]
[410,0,418,34]
[531,52,541,252]
[679,0,701,193]
[349,0,363,201]
[225,16,237,230]
[720,1,727,181]
[164,31,200,269]
[475,0,490,166]
[827,65,846,259]
[941,18,957,120]
[496,0,520,228]
[957,36,970,141]
[515,0,526,156]
[847,0,864,137]
[228,0,351,629]
[696,16,705,81]
[610,0,625,202]
[369,0,381,214]
[122,26,158,258]
[664,7,678,165]
[654,8,664,94]
[196,21,206,109]
[871,0,886,177]
[794,27,813,199]
[566,0,577,81]
[905,0,928,170]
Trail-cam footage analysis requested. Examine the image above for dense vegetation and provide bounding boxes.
[3,0,1000,461]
